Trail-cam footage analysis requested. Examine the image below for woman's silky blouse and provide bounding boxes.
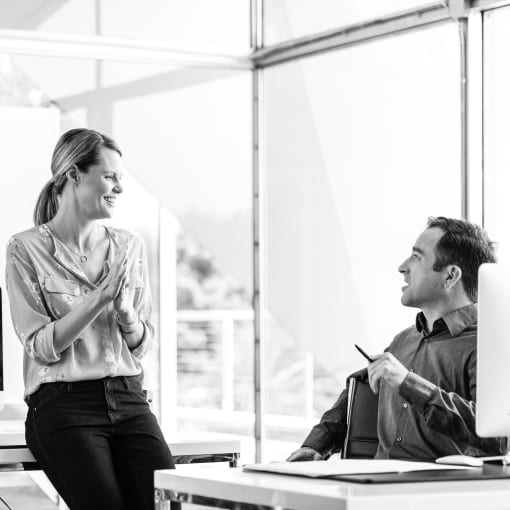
[5,224,154,397]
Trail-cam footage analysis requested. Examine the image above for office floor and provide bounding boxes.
[0,473,57,509]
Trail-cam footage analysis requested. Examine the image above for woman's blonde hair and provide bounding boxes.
[33,128,122,225]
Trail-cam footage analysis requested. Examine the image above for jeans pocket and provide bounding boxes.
[31,383,69,411]
[32,384,56,410]
[125,375,144,393]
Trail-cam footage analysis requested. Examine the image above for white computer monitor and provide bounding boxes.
[0,288,3,397]
[476,263,510,437]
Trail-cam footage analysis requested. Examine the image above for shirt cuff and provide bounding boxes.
[399,371,436,412]
[302,427,336,455]
[130,320,150,358]
[34,322,61,364]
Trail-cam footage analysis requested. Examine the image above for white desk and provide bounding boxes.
[154,466,510,510]
[0,428,240,510]
[0,430,240,468]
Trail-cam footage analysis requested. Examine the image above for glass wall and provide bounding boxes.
[263,0,436,45]
[0,0,251,48]
[100,0,250,47]
[0,1,96,36]
[262,23,462,460]
[483,6,510,263]
[0,51,253,455]
[102,62,253,451]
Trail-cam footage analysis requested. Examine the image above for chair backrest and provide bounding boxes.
[342,377,379,459]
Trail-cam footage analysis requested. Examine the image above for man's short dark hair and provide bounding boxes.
[427,216,497,302]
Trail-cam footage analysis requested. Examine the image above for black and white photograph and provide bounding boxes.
[0,1,508,509]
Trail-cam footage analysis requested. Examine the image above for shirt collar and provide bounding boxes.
[42,223,115,286]
[415,303,477,337]
[41,224,89,282]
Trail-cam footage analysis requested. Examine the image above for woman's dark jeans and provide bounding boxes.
[26,376,175,510]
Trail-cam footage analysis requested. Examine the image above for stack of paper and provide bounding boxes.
[243,459,475,478]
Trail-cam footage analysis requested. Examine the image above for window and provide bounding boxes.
[262,23,461,459]
[264,0,437,45]
[483,6,510,261]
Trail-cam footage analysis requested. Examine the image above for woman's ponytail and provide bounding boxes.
[33,179,59,226]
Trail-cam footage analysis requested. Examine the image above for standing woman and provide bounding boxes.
[5,128,175,510]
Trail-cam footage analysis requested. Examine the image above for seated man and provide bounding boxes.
[288,217,506,462]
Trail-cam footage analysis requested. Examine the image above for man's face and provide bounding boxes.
[398,227,448,309]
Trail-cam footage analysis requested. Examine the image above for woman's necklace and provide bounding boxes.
[72,232,100,263]
[50,224,101,263]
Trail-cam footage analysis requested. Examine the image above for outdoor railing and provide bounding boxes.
[175,308,316,430]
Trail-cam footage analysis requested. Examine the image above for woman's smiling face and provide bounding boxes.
[74,148,124,220]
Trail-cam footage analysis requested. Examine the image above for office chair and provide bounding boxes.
[342,377,379,459]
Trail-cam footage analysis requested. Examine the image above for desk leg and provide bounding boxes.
[154,489,182,510]
[154,488,170,510]
[229,452,239,468]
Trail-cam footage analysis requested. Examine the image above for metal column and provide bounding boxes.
[251,0,265,463]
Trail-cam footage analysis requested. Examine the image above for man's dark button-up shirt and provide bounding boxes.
[302,304,506,461]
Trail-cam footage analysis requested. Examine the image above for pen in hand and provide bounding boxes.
[354,343,375,363]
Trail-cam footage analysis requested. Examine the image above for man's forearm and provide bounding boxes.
[399,372,504,453]
[302,425,340,455]
[302,388,349,454]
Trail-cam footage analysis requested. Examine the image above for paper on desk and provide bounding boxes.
[242,459,475,477]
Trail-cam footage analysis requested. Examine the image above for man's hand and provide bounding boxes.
[367,352,409,394]
[286,447,323,462]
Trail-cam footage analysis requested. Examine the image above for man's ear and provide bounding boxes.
[444,265,462,289]
[66,165,80,185]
